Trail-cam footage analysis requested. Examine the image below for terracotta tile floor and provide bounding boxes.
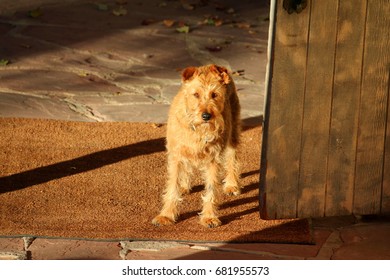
[1,215,389,260]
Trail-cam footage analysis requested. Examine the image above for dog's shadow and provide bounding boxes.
[219,183,259,224]
[179,170,260,225]
[187,169,258,194]
[188,184,204,194]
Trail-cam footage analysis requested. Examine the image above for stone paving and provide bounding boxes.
[1,0,390,260]
[0,0,268,123]
[1,216,390,260]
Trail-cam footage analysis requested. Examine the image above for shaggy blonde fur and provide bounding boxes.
[152,64,241,228]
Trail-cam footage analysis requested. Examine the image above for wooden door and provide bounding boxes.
[260,0,390,219]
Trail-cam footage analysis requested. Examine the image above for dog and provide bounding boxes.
[152,64,241,228]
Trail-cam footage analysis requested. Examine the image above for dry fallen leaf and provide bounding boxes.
[112,6,127,16]
[226,8,235,14]
[214,3,235,14]
[232,69,245,76]
[205,45,222,52]
[203,16,223,27]
[214,19,223,26]
[0,59,10,66]
[176,25,190,33]
[236,22,251,29]
[77,71,89,77]
[204,18,214,25]
[181,1,194,10]
[163,19,175,27]
[28,8,43,18]
[95,3,109,11]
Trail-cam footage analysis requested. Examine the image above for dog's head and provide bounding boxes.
[180,64,231,133]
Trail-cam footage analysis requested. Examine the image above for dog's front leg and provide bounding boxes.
[199,160,222,228]
[152,155,183,226]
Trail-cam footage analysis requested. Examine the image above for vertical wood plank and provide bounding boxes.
[260,0,310,219]
[354,0,390,214]
[383,72,390,214]
[383,70,390,213]
[325,0,367,216]
[297,0,338,217]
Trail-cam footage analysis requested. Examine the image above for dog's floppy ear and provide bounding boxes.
[210,64,230,84]
[181,67,198,82]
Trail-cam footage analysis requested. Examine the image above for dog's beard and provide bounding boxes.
[188,112,225,144]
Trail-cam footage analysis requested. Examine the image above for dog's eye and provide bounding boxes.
[193,92,200,98]
[211,92,217,99]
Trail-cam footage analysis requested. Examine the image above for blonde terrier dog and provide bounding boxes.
[152,64,241,228]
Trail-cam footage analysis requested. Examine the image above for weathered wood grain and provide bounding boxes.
[260,0,310,219]
[383,71,390,214]
[261,0,389,218]
[297,0,338,217]
[353,0,390,214]
[325,0,367,216]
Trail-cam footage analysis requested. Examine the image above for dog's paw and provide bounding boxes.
[223,185,241,196]
[152,215,175,226]
[200,216,222,228]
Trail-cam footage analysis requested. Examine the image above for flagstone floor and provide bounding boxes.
[1,215,390,260]
[1,0,390,260]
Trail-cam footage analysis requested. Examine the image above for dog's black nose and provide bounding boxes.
[202,112,212,121]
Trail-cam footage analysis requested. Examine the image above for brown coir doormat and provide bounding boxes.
[0,118,311,244]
